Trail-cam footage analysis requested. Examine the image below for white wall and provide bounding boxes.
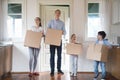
[12,0,104,72]
[110,23,120,44]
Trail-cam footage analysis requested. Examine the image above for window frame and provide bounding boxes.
[8,0,26,42]
[85,0,102,41]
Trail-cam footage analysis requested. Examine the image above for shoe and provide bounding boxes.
[101,79,105,80]
[70,73,74,77]
[58,70,64,75]
[93,78,97,80]
[73,73,77,77]
[28,73,33,77]
[50,72,54,77]
[33,72,39,76]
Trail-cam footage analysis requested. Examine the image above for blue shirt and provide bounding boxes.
[96,39,112,48]
[47,19,66,35]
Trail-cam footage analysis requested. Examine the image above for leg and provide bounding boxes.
[74,56,78,76]
[94,61,99,78]
[29,47,34,73]
[100,62,106,79]
[70,55,74,75]
[50,45,56,74]
[33,48,40,72]
[57,44,62,72]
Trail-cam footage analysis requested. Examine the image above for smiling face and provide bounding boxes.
[34,17,41,27]
[71,34,76,43]
[55,9,61,20]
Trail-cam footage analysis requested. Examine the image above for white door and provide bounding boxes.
[40,5,70,72]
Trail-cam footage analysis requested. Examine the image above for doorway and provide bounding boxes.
[39,5,70,72]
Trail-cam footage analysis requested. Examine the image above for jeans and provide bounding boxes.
[29,47,40,72]
[70,55,78,74]
[50,44,62,73]
[94,61,106,79]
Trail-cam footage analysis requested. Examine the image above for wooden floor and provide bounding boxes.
[2,72,118,80]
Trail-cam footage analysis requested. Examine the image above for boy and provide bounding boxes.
[94,31,112,80]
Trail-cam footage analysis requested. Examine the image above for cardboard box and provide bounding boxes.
[24,30,42,48]
[66,43,82,55]
[86,43,109,62]
[45,28,62,46]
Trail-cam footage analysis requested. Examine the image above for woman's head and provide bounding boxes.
[71,34,76,40]
[97,31,106,40]
[34,17,41,27]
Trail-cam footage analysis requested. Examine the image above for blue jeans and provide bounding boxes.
[50,44,62,73]
[70,55,78,74]
[94,61,106,79]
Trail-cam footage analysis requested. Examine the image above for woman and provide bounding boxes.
[28,17,44,77]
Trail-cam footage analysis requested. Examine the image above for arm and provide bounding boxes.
[47,20,52,29]
[62,23,66,35]
[105,40,112,49]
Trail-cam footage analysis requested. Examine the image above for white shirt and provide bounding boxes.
[31,26,44,33]
[98,40,104,44]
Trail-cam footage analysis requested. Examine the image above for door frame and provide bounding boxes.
[36,1,73,72]
[36,0,73,35]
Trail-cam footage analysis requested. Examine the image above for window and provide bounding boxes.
[7,4,22,38]
[87,3,103,39]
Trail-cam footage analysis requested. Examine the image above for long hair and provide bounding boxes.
[70,34,76,39]
[35,17,42,27]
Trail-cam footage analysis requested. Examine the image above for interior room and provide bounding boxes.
[0,0,120,80]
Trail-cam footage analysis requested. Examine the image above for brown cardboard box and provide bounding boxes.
[24,30,42,48]
[66,43,82,55]
[45,28,62,46]
[86,43,109,62]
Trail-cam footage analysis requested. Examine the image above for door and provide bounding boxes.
[40,5,70,72]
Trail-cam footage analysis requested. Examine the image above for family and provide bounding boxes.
[27,9,112,80]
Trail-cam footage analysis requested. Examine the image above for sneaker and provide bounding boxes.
[73,73,77,77]
[50,72,54,77]
[101,79,105,80]
[58,70,64,75]
[70,73,74,77]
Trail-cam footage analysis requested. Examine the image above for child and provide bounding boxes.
[70,34,78,77]
[28,17,44,77]
[94,31,112,80]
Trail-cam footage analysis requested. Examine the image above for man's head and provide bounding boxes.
[55,9,61,20]
[97,31,106,40]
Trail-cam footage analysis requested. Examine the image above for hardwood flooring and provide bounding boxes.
[1,72,118,80]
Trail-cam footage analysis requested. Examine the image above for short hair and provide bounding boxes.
[55,9,61,14]
[98,31,106,39]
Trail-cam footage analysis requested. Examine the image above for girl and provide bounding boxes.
[28,17,44,77]
[70,34,78,77]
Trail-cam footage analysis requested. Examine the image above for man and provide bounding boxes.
[47,9,66,77]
